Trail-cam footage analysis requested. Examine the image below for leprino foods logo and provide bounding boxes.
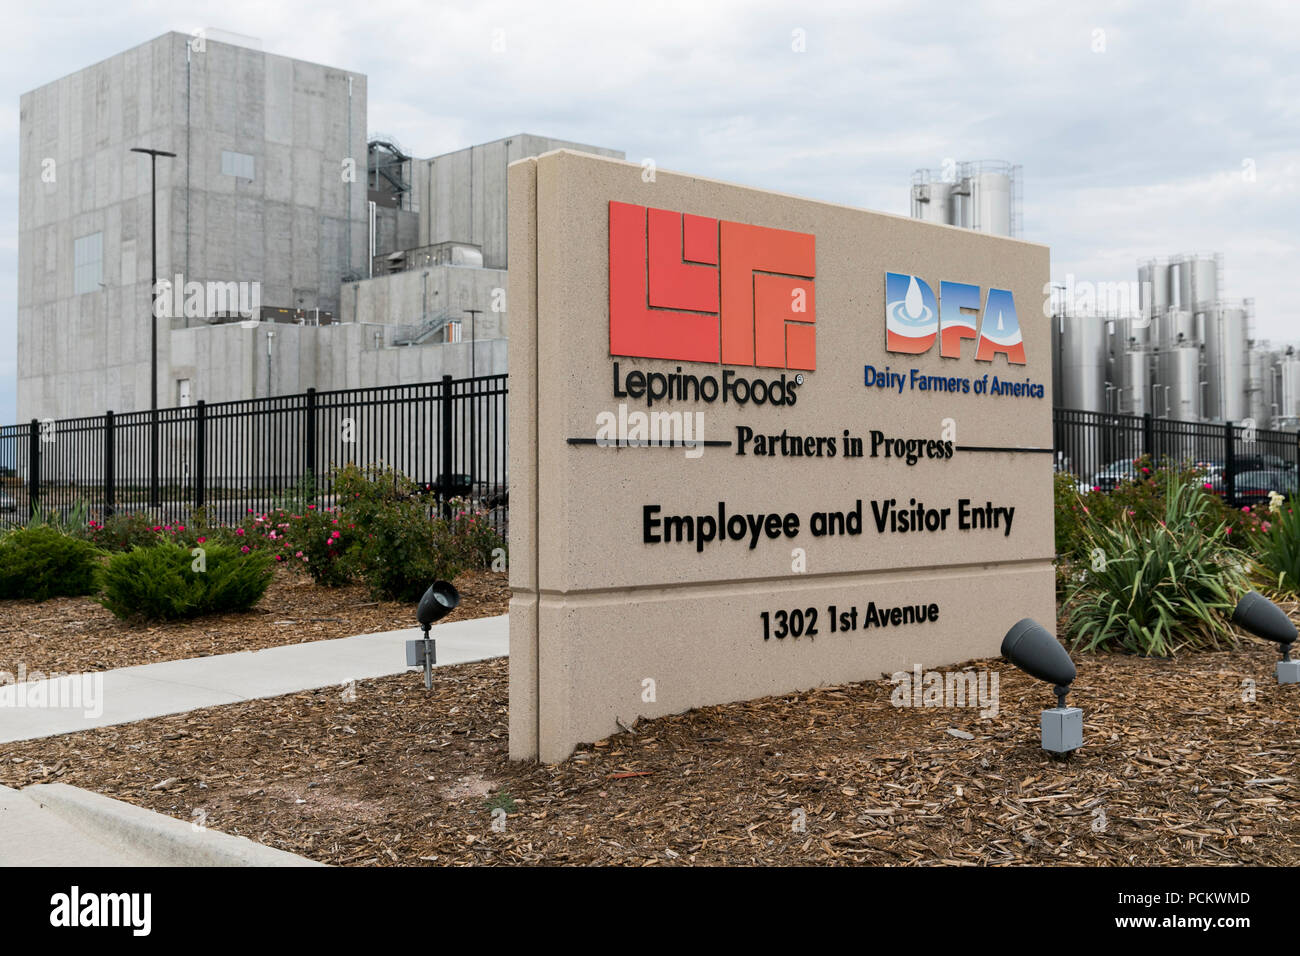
[609,201,816,370]
[885,272,1025,364]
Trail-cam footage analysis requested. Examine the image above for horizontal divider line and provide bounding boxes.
[518,554,1056,599]
[957,445,1054,454]
[566,437,732,447]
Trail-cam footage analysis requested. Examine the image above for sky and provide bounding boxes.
[1,0,1297,423]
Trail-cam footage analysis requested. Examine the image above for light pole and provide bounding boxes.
[266,329,276,397]
[130,147,177,509]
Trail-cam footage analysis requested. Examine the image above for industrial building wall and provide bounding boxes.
[16,33,369,422]
[372,204,420,259]
[414,134,623,269]
[179,38,369,314]
[17,33,178,422]
[166,320,507,405]
[340,265,508,338]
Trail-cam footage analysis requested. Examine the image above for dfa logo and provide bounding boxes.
[884,273,1025,365]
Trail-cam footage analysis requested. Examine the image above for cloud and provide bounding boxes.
[0,0,1297,422]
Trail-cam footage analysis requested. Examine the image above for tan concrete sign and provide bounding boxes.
[509,150,1054,763]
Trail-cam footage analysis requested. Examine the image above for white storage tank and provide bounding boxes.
[910,179,952,225]
[909,161,1019,237]
[972,167,1013,236]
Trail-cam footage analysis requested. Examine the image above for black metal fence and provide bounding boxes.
[1054,407,1300,506]
[0,374,509,531]
[5,391,1291,530]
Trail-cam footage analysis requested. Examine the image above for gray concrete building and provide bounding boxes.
[18,32,369,420]
[16,33,622,421]
[413,135,623,269]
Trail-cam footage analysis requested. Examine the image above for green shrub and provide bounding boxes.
[0,526,101,601]
[98,541,274,621]
[1063,472,1247,655]
[354,498,462,602]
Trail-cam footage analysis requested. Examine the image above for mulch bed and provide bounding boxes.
[0,569,509,676]
[1,640,1295,865]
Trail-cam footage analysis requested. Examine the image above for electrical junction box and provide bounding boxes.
[406,639,436,668]
[1041,706,1083,753]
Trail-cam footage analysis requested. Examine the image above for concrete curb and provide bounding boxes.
[23,783,326,867]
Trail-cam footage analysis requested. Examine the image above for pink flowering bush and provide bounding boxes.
[64,463,505,600]
[279,503,353,586]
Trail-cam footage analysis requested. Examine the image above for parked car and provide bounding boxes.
[1222,469,1299,509]
[1089,458,1139,491]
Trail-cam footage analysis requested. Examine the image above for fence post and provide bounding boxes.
[27,419,39,519]
[104,410,115,517]
[1142,412,1154,461]
[1224,421,1236,509]
[440,374,454,519]
[304,388,317,498]
[150,407,160,510]
[194,401,206,510]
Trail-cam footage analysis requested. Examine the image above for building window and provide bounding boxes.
[73,232,103,294]
[221,150,255,180]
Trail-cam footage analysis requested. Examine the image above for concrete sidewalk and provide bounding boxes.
[0,613,508,744]
[0,783,323,866]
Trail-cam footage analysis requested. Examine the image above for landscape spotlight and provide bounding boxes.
[1001,618,1082,754]
[1231,591,1299,685]
[407,582,461,690]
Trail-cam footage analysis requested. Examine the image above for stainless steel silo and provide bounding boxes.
[1188,254,1221,310]
[1051,311,1064,407]
[1204,304,1248,421]
[1263,350,1285,426]
[1167,256,1187,310]
[1116,348,1151,416]
[1157,308,1196,349]
[1138,258,1169,321]
[1058,312,1108,411]
[1156,346,1203,421]
[1280,355,1300,424]
[1247,348,1268,427]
